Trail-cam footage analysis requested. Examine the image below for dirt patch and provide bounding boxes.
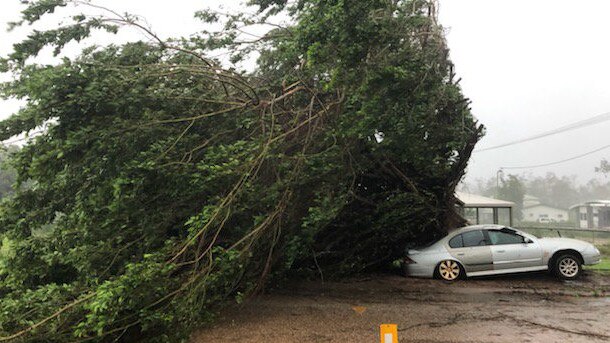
[192,272,610,342]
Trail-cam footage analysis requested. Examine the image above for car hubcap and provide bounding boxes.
[439,260,460,281]
[559,257,579,277]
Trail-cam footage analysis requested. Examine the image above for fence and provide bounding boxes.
[518,227,610,247]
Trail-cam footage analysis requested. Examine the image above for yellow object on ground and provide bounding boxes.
[352,306,366,315]
[380,324,398,343]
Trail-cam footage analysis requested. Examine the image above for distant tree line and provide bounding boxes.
[463,172,610,215]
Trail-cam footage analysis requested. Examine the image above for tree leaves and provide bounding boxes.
[0,0,482,341]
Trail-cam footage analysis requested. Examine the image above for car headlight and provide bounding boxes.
[588,244,601,255]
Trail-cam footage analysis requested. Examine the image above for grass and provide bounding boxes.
[586,258,610,271]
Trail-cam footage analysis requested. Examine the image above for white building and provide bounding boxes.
[569,200,610,229]
[522,204,568,223]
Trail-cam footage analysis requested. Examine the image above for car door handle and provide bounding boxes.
[497,250,506,253]
[457,253,465,256]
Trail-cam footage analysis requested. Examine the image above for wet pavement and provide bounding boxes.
[193,272,610,342]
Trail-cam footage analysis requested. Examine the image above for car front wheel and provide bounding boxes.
[554,254,582,280]
[437,260,462,281]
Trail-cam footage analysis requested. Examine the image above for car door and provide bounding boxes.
[516,233,543,268]
[486,228,543,270]
[447,230,493,273]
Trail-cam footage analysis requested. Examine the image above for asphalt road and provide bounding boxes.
[193,272,610,343]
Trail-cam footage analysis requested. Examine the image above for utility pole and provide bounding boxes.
[496,168,504,198]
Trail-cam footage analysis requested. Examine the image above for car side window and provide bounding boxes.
[487,230,525,245]
[448,235,463,248]
[462,230,487,247]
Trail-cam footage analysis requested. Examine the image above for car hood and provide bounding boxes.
[537,237,593,251]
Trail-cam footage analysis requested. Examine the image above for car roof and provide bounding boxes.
[452,224,511,234]
[442,225,531,244]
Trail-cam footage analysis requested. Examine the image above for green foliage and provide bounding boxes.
[0,146,18,199]
[9,0,66,27]
[0,0,482,341]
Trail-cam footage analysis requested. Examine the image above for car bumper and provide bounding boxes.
[583,253,602,265]
[403,263,435,278]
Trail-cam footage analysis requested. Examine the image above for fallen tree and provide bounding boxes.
[0,0,483,341]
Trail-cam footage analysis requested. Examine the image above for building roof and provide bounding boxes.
[455,192,515,208]
[569,200,610,210]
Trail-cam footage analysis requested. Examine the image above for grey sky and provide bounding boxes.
[1,0,610,184]
[439,0,610,184]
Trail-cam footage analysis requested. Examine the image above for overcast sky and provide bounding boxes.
[1,0,610,185]
[438,0,610,185]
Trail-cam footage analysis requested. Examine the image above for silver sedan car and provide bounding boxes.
[403,225,601,281]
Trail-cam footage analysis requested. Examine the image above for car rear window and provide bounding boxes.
[448,235,463,248]
[462,230,487,247]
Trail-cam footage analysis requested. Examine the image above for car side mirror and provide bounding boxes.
[524,238,534,244]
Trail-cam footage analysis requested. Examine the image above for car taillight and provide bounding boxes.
[403,256,416,264]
